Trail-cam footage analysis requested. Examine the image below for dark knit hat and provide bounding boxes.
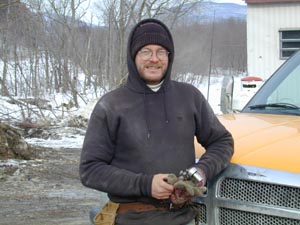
[131,21,173,58]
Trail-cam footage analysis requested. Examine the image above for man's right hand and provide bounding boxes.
[151,174,174,200]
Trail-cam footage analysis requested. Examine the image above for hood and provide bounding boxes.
[126,18,174,93]
[218,113,300,173]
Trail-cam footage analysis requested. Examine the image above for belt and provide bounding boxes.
[117,202,171,215]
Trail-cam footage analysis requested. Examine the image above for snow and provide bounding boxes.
[0,61,251,151]
[0,74,225,149]
[26,134,85,149]
[0,159,20,167]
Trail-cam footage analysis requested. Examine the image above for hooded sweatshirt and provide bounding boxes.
[79,19,234,206]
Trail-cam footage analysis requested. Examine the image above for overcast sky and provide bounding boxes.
[81,0,246,24]
[216,0,246,4]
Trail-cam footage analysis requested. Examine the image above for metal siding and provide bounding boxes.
[247,3,300,79]
[246,0,300,3]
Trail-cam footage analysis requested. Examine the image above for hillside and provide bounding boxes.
[184,2,246,22]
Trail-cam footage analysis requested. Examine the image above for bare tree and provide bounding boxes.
[93,0,202,89]
[0,0,14,96]
[0,0,247,123]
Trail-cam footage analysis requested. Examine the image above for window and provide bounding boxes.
[279,30,300,59]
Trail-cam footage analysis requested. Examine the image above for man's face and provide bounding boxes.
[135,44,169,85]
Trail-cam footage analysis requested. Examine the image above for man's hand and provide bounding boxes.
[151,174,174,200]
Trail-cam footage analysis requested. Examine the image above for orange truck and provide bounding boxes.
[194,50,300,224]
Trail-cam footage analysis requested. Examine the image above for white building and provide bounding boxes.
[246,0,300,79]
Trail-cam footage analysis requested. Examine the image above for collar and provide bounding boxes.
[146,80,164,92]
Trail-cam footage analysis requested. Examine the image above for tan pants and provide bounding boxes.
[94,201,119,225]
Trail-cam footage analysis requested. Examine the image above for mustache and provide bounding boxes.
[144,62,163,67]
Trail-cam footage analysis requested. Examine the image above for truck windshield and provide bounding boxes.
[243,50,300,115]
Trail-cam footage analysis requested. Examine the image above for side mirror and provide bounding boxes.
[220,76,234,114]
[220,76,264,114]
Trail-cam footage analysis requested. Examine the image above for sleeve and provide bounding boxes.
[193,93,234,181]
[79,99,153,198]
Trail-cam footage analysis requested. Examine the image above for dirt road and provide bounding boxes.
[0,146,107,225]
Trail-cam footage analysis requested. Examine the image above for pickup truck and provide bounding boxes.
[194,50,300,224]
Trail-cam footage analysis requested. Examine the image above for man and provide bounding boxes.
[80,18,234,225]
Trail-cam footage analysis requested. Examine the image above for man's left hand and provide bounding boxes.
[167,174,207,205]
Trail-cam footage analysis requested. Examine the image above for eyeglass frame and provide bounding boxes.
[137,48,170,61]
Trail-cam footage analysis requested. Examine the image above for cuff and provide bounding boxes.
[196,167,207,187]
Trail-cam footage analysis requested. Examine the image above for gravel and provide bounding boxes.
[0,146,107,225]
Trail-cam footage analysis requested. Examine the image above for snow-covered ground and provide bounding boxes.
[1,69,255,150]
[0,75,223,148]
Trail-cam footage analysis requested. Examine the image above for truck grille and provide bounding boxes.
[219,178,300,209]
[195,165,300,225]
[196,204,206,224]
[219,208,300,225]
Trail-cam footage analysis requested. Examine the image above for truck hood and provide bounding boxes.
[218,113,300,173]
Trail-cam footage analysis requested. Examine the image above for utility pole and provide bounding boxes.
[207,9,215,102]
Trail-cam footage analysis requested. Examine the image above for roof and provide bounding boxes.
[246,0,300,3]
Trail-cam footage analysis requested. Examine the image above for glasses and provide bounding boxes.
[137,49,169,61]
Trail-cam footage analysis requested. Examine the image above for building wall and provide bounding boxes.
[247,2,300,79]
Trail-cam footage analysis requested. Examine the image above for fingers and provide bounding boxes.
[151,174,174,200]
